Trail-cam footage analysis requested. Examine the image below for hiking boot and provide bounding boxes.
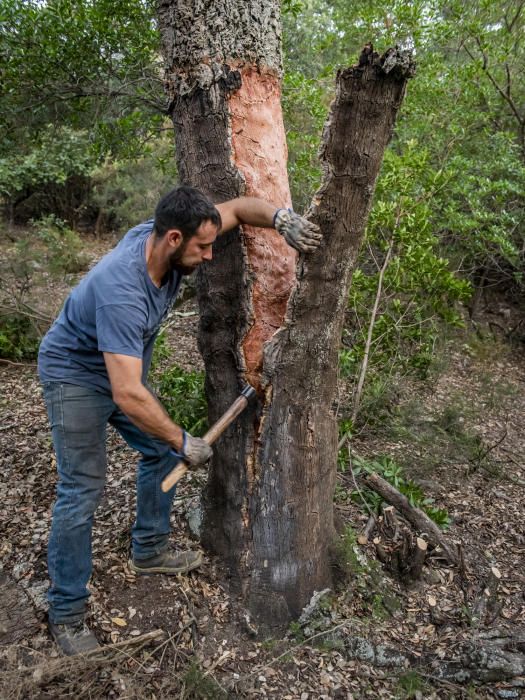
[49,620,100,656]
[130,549,203,575]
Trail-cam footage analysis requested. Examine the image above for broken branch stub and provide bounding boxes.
[364,472,459,565]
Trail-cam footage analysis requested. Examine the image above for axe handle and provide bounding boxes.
[161,391,253,493]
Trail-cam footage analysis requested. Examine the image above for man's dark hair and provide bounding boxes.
[154,185,221,239]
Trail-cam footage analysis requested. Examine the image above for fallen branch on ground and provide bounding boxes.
[0,358,37,368]
[363,471,459,565]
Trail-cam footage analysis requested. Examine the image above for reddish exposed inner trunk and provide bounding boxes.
[228,66,295,387]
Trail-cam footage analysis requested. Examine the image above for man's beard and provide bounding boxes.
[169,241,196,276]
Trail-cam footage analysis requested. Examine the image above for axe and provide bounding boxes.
[161,384,256,492]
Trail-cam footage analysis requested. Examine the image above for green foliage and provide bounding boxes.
[437,134,525,288]
[91,136,178,232]
[395,670,431,699]
[341,372,401,432]
[283,0,525,420]
[0,127,96,201]
[150,330,171,370]
[1,0,163,161]
[349,455,451,529]
[31,215,88,274]
[4,216,86,281]
[0,315,40,360]
[344,144,472,402]
[181,662,227,700]
[151,336,207,436]
[281,71,328,211]
[282,0,305,17]
[288,620,305,642]
[1,0,164,225]
[0,215,87,359]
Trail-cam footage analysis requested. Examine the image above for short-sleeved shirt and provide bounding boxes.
[38,220,182,394]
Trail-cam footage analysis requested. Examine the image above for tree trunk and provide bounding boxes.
[157,0,414,627]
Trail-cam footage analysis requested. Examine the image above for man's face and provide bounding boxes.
[169,220,218,275]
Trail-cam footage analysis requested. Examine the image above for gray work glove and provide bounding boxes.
[274,208,323,253]
[182,431,213,468]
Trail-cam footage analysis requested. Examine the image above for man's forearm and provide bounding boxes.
[230,197,278,229]
[217,197,322,253]
[115,385,184,451]
[217,197,277,231]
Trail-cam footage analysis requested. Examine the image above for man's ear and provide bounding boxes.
[165,228,183,249]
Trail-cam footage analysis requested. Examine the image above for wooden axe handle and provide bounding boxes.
[161,386,255,492]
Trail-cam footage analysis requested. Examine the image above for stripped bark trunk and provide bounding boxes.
[157,0,414,626]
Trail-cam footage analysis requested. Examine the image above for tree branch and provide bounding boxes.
[464,39,524,128]
[363,471,459,565]
[351,235,395,424]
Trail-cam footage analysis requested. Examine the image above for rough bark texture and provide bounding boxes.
[253,50,414,622]
[157,0,414,626]
[157,0,293,609]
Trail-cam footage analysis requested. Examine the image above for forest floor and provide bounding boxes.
[0,236,524,699]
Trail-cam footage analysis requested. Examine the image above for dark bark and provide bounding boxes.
[385,533,428,584]
[157,0,414,627]
[249,49,415,622]
[157,0,287,603]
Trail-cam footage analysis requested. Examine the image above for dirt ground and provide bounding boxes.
[0,236,524,699]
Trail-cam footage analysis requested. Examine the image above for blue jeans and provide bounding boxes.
[42,382,179,624]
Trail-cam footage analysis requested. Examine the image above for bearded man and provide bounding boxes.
[38,185,321,655]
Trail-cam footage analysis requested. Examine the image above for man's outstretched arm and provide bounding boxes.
[216,197,323,253]
[103,352,212,468]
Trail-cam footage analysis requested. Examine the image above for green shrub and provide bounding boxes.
[31,215,88,274]
[396,670,431,699]
[91,137,178,233]
[0,126,98,224]
[0,216,87,360]
[152,356,207,436]
[0,315,40,360]
[345,454,451,529]
[181,662,227,700]
[345,144,472,385]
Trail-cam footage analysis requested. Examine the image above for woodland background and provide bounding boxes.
[0,1,524,698]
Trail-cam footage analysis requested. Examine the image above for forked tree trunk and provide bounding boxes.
[157,0,414,627]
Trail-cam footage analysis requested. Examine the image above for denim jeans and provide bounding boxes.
[42,382,179,624]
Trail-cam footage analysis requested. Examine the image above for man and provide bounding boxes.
[38,185,321,655]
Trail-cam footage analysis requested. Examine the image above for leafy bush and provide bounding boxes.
[282,0,525,428]
[91,137,179,234]
[0,127,98,224]
[344,143,472,381]
[0,216,88,360]
[31,215,88,274]
[1,0,163,165]
[151,343,207,436]
[0,315,41,360]
[282,70,328,212]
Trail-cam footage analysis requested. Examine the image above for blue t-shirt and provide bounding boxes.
[38,220,182,394]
